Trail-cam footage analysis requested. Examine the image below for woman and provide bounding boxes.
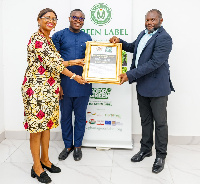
[21,8,87,183]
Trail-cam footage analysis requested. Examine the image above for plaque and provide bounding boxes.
[82,41,122,84]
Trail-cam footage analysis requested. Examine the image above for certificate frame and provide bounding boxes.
[82,41,122,84]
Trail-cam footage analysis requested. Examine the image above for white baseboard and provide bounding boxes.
[0,131,5,143]
[2,131,200,145]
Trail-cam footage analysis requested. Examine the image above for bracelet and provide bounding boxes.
[70,73,76,79]
[68,61,71,66]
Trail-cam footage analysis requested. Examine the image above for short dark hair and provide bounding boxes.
[70,9,85,17]
[146,9,162,19]
[37,8,57,20]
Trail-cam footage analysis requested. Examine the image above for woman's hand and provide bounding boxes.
[59,86,64,100]
[69,59,85,67]
[74,75,88,85]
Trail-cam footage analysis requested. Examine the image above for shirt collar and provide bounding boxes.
[145,28,158,36]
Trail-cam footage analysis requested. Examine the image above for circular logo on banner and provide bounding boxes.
[90,3,112,26]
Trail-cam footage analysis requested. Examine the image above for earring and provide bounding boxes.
[38,24,40,28]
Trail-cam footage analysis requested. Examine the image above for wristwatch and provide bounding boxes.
[70,73,76,79]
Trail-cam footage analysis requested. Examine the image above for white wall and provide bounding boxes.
[0,0,5,134]
[1,0,200,136]
[131,0,200,136]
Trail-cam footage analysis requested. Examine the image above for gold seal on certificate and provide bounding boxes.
[82,41,122,84]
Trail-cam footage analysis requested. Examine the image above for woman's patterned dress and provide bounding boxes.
[21,32,65,133]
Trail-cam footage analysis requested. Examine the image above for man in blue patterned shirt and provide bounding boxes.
[52,9,92,161]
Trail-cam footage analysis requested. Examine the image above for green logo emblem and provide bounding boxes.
[90,3,112,26]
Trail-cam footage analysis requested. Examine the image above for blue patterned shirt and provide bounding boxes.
[52,28,92,97]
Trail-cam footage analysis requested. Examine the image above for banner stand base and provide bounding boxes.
[96,147,111,151]
[82,139,133,149]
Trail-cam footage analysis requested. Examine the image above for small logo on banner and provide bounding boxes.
[97,120,104,125]
[89,119,96,124]
[105,121,111,125]
[87,112,96,115]
[90,3,112,26]
[112,121,116,126]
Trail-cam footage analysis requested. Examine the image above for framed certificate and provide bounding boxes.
[82,41,122,84]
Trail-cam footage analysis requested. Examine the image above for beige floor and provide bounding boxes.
[0,139,200,184]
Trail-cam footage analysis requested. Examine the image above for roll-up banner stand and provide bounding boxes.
[71,0,133,149]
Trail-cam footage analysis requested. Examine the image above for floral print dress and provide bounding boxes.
[21,32,65,133]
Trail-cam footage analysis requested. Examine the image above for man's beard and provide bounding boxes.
[146,23,161,33]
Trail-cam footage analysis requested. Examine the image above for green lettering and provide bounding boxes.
[91,29,94,35]
[120,29,124,35]
[109,29,114,35]
[105,29,108,35]
[95,29,101,35]
[115,29,119,35]
[86,29,90,34]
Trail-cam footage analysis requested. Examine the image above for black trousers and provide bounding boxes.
[137,92,168,159]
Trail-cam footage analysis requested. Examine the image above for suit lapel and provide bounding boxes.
[143,27,164,50]
[135,31,145,50]
[143,33,157,49]
[133,30,145,56]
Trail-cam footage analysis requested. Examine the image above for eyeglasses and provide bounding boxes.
[41,17,58,22]
[71,16,85,22]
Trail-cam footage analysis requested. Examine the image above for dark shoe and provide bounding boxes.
[41,161,61,173]
[152,158,165,174]
[73,147,82,161]
[58,146,74,160]
[31,167,52,183]
[131,150,152,162]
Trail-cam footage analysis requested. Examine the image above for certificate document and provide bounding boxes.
[88,46,117,78]
[83,42,122,84]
